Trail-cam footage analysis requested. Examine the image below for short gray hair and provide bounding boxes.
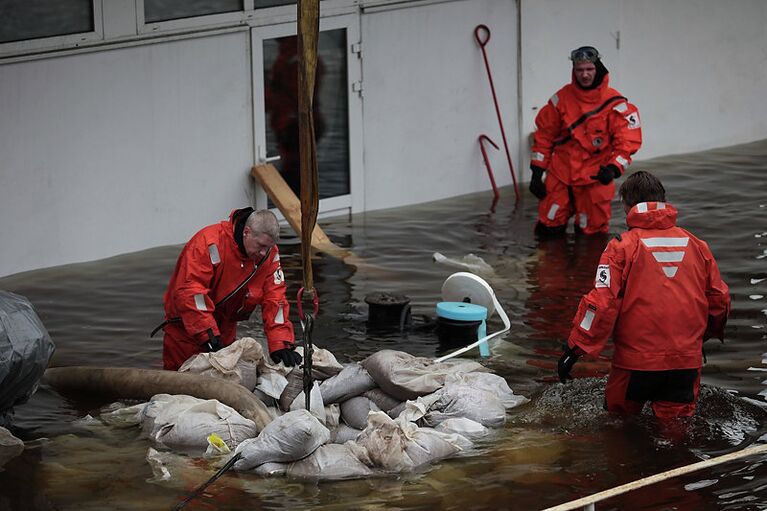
[245,210,280,242]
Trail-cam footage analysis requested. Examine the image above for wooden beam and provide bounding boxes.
[251,163,350,259]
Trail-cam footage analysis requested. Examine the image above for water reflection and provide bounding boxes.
[2,140,767,509]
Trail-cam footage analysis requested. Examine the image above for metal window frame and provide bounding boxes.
[0,0,104,58]
[136,0,256,35]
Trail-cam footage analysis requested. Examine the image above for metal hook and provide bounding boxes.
[474,24,491,47]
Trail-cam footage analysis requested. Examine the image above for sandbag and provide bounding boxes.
[289,381,326,424]
[330,424,362,444]
[308,348,344,380]
[0,426,24,468]
[319,363,376,404]
[355,411,463,472]
[444,372,528,409]
[233,409,330,471]
[0,290,55,412]
[105,394,258,451]
[286,443,373,480]
[178,337,263,391]
[423,384,507,428]
[363,388,402,413]
[340,396,380,430]
[435,417,489,439]
[361,350,487,401]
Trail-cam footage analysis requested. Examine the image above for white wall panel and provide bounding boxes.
[361,0,519,211]
[0,31,253,277]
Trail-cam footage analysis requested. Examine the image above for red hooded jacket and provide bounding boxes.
[163,210,295,353]
[531,71,643,186]
[567,202,730,370]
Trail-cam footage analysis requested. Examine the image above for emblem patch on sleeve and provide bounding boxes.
[595,264,611,288]
[625,112,640,129]
[273,267,284,285]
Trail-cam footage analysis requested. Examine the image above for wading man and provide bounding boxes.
[529,46,642,236]
[557,171,731,419]
[157,208,301,370]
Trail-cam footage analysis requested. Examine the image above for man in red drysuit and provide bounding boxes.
[557,171,731,418]
[529,46,642,236]
[158,208,300,371]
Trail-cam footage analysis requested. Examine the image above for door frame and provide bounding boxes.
[251,13,364,219]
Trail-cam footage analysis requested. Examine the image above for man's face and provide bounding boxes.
[574,61,597,88]
[243,228,275,260]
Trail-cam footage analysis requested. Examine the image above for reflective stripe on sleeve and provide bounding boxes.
[208,244,220,265]
[194,294,207,311]
[532,152,545,162]
[550,94,559,106]
[274,304,285,324]
[547,203,560,221]
[615,156,629,168]
[580,310,595,331]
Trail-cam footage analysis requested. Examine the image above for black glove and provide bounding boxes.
[204,329,221,352]
[557,344,580,383]
[270,347,302,367]
[591,164,621,185]
[529,165,547,199]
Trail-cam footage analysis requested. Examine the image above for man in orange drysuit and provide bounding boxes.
[557,171,731,418]
[529,46,642,236]
[158,208,299,371]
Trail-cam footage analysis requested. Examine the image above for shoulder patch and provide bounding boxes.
[273,267,285,285]
[595,264,611,288]
[625,111,641,129]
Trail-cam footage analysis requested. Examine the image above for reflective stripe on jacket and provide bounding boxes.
[163,210,295,353]
[567,202,731,370]
[531,72,643,186]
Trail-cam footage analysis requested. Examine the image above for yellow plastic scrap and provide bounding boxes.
[206,433,231,454]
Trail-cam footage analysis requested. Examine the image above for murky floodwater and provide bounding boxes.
[1,139,766,510]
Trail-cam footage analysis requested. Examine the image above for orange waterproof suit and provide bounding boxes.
[531,71,642,233]
[161,209,295,370]
[566,202,730,416]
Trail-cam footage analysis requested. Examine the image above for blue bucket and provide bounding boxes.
[435,302,489,356]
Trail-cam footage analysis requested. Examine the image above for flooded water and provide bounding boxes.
[1,139,766,510]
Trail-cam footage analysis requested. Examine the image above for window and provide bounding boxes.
[144,0,244,23]
[255,0,296,7]
[0,0,94,44]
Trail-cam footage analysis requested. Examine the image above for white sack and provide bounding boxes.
[330,424,362,444]
[423,384,507,428]
[361,350,487,401]
[289,381,326,424]
[286,443,373,480]
[444,372,528,409]
[233,409,330,471]
[319,363,376,404]
[363,388,403,413]
[178,337,264,391]
[355,411,462,472]
[435,418,489,439]
[140,394,258,450]
[340,396,380,430]
[0,426,23,468]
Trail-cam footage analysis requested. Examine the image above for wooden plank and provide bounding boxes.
[251,163,350,259]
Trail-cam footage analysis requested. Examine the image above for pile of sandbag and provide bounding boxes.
[101,340,528,481]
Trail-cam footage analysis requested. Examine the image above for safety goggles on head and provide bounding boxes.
[570,46,600,63]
